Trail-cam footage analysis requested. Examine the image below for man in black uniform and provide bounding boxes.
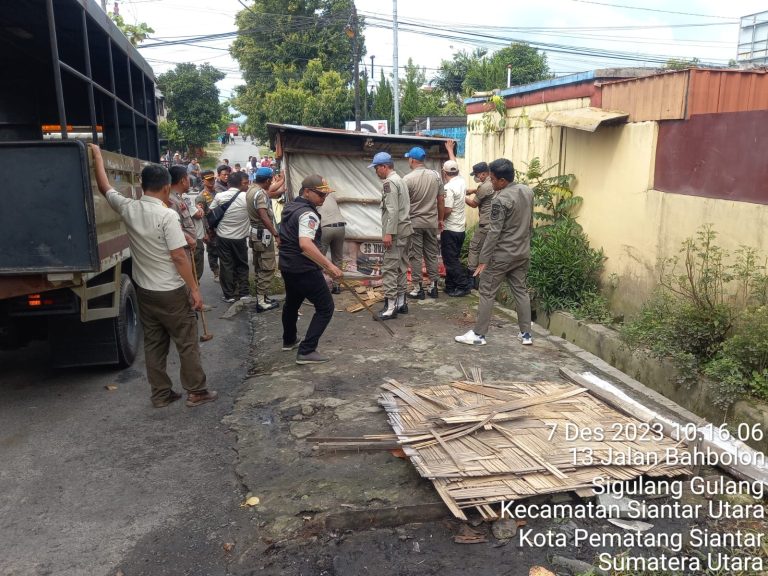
[279,175,343,365]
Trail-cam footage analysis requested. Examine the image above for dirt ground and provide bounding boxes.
[218,286,766,576]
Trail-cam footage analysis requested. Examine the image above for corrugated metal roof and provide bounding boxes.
[688,69,768,115]
[528,107,629,132]
[600,68,768,122]
[267,123,451,145]
[600,70,689,121]
[464,68,660,105]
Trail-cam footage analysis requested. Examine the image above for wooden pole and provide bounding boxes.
[302,251,395,337]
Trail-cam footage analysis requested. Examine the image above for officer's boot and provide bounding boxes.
[396,292,408,314]
[256,295,279,313]
[408,282,425,300]
[378,298,398,320]
[427,281,438,299]
[331,282,341,294]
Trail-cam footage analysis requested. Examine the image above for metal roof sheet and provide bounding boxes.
[528,107,629,132]
[266,123,452,147]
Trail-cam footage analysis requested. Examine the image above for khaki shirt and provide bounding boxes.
[105,189,186,291]
[381,172,413,238]
[317,193,344,226]
[403,167,444,229]
[246,185,276,230]
[168,190,196,239]
[479,182,534,265]
[475,178,496,226]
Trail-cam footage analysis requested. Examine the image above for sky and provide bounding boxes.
[115,0,768,105]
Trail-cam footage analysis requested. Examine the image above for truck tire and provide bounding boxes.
[116,274,140,367]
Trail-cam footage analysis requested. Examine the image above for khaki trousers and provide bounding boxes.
[136,285,207,405]
[382,235,410,299]
[466,226,488,270]
[408,228,440,283]
[251,240,276,295]
[320,225,345,269]
[474,258,532,337]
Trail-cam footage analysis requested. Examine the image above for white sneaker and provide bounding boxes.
[518,332,533,345]
[455,330,486,346]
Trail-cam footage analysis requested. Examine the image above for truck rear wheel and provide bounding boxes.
[116,274,140,367]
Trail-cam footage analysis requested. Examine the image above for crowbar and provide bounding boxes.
[190,254,213,342]
[301,251,395,337]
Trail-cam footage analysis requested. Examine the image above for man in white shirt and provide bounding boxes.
[442,158,472,297]
[90,145,217,409]
[210,170,251,303]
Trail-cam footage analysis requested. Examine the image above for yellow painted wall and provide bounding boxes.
[466,100,768,317]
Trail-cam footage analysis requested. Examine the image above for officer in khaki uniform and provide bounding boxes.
[455,158,535,347]
[403,146,445,299]
[465,161,496,286]
[369,152,413,319]
[246,167,285,312]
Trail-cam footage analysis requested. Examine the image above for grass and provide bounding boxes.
[199,141,224,170]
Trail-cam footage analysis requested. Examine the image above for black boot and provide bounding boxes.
[427,282,438,299]
[378,298,398,320]
[396,293,408,314]
[408,283,425,300]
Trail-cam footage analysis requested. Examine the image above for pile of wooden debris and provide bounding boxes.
[345,286,384,313]
[376,368,691,520]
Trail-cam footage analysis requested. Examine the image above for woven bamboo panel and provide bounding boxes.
[379,375,690,520]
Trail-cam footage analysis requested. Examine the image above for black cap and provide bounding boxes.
[470,162,489,176]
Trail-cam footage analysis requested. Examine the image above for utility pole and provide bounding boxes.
[392,0,399,134]
[346,4,361,131]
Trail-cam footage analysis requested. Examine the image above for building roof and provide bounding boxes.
[464,68,660,105]
[401,116,467,134]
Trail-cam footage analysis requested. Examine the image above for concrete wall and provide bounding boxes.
[466,102,768,318]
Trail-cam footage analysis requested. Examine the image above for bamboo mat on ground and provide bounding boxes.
[378,373,690,520]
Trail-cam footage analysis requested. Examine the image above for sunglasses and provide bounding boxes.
[310,187,331,197]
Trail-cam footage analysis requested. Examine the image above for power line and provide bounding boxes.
[567,0,737,20]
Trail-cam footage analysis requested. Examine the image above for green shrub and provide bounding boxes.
[460,224,476,266]
[528,219,605,313]
[704,305,768,406]
[622,225,768,406]
[570,292,614,324]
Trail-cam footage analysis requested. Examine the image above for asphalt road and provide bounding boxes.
[218,139,263,170]
[0,265,252,576]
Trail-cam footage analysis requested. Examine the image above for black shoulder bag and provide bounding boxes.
[206,191,242,229]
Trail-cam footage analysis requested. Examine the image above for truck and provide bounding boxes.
[0,0,161,367]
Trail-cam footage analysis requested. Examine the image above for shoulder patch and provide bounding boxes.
[307,215,318,229]
[490,202,503,221]
[382,182,391,195]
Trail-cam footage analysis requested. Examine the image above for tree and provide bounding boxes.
[231,0,364,91]
[257,59,353,131]
[434,48,487,98]
[157,63,225,151]
[399,58,424,127]
[436,43,550,97]
[231,0,364,139]
[371,70,394,126]
[159,119,183,151]
[108,12,154,46]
